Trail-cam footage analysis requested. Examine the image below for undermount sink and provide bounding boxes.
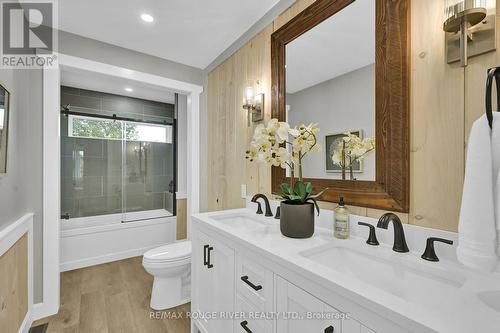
[209,212,274,231]
[300,242,466,303]
[477,291,500,313]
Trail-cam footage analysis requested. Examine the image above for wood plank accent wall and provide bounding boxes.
[176,199,188,240]
[409,0,465,231]
[207,0,492,232]
[0,234,28,333]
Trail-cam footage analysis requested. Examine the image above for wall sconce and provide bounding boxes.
[443,0,496,67]
[242,86,264,126]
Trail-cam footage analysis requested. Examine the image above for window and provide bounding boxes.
[0,108,4,130]
[125,122,173,144]
[68,115,172,143]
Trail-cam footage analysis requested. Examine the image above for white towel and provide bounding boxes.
[491,113,500,263]
[457,115,498,271]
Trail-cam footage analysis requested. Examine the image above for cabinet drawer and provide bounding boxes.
[276,276,341,333]
[236,253,274,310]
[235,293,273,333]
[341,315,377,333]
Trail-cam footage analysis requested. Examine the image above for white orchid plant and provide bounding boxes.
[331,132,375,180]
[245,119,327,214]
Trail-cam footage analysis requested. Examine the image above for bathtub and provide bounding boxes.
[60,209,176,271]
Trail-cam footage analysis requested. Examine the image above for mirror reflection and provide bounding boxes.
[285,0,375,180]
[0,84,10,174]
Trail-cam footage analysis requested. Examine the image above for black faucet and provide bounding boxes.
[377,213,409,253]
[251,194,273,217]
[421,237,453,262]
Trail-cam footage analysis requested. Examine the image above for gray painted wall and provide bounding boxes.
[59,31,203,86]
[287,64,376,181]
[0,68,44,301]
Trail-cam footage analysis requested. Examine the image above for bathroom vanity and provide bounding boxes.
[191,207,500,333]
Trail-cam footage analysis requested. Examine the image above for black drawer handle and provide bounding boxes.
[240,320,253,333]
[324,326,334,333]
[203,245,209,267]
[207,246,214,269]
[241,276,262,291]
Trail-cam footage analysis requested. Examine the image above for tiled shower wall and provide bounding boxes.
[60,86,176,218]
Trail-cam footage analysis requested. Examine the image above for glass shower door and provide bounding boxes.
[61,115,124,219]
[61,114,175,223]
[121,121,175,222]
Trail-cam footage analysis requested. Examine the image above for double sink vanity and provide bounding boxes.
[194,1,500,331]
[191,201,500,333]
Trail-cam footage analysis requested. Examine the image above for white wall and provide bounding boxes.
[199,75,209,212]
[287,64,375,180]
[177,94,188,197]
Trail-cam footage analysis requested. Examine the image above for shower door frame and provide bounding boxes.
[62,111,178,220]
[39,53,203,320]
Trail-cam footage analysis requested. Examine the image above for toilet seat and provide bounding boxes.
[142,240,192,310]
[143,240,191,264]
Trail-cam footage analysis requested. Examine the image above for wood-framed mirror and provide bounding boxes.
[0,83,10,174]
[271,0,410,212]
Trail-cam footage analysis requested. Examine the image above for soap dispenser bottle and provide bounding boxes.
[334,197,350,239]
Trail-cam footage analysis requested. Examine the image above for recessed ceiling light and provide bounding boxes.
[125,87,133,92]
[140,13,154,23]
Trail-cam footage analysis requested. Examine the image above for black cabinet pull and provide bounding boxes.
[203,245,209,267]
[207,246,214,268]
[324,325,334,333]
[241,276,262,291]
[240,320,253,333]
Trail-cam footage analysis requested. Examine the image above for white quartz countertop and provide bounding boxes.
[193,208,500,333]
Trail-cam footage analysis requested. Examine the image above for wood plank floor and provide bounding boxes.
[32,257,191,333]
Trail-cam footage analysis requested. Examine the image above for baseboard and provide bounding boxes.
[60,245,157,272]
[18,310,32,333]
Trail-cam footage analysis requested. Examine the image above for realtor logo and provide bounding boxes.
[1,1,57,68]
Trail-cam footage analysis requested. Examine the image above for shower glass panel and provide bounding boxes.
[61,114,175,220]
[122,121,175,220]
[61,115,124,218]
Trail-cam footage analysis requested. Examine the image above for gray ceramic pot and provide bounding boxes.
[279,201,315,238]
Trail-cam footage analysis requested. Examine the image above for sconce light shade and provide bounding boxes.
[444,0,486,32]
[443,0,495,67]
[245,86,254,105]
[242,86,264,126]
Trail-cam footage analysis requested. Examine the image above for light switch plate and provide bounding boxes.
[241,184,247,199]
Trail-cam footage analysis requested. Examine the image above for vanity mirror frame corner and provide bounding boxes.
[271,0,410,212]
[0,82,10,175]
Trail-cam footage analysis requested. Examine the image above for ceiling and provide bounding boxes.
[59,0,280,69]
[61,66,177,104]
[286,0,375,94]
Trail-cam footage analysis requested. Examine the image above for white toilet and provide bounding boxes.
[142,240,191,310]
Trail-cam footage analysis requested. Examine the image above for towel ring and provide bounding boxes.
[485,67,500,129]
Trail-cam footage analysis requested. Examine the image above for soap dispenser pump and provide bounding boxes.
[334,197,350,239]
